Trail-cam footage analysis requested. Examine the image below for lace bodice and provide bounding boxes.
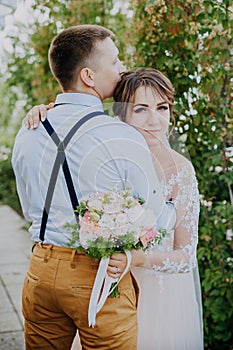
[144,162,200,273]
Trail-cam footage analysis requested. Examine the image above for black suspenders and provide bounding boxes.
[39,111,106,243]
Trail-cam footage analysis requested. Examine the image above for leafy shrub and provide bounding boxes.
[0,148,22,215]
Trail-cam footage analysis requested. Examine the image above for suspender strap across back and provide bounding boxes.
[39,110,106,243]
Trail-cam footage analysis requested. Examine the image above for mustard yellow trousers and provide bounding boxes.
[22,244,138,350]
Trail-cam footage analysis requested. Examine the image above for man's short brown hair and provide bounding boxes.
[49,25,114,91]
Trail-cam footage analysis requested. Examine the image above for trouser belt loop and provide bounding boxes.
[31,243,36,253]
[70,249,77,269]
[44,244,53,263]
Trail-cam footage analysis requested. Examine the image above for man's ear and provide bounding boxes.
[80,68,95,87]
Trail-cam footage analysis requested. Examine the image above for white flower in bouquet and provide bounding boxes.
[98,213,115,229]
[79,232,95,249]
[88,198,103,211]
[126,204,145,222]
[100,227,113,239]
[115,213,129,226]
[103,201,122,214]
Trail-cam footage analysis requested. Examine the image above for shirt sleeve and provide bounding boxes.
[11,127,45,224]
[12,139,32,222]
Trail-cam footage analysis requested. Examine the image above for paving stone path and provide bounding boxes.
[0,205,31,350]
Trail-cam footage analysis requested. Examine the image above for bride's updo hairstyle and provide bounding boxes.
[113,68,175,123]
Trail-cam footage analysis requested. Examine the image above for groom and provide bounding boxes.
[12,25,163,349]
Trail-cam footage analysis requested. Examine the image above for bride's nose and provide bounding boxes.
[147,109,160,125]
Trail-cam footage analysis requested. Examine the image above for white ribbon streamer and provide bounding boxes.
[88,250,132,327]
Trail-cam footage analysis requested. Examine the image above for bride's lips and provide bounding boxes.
[132,125,160,132]
[142,129,161,133]
[129,124,161,134]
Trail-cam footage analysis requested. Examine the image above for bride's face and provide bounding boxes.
[125,86,170,147]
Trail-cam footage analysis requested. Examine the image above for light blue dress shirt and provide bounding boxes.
[12,93,164,246]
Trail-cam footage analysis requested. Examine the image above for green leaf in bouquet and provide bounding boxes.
[64,222,80,247]
[134,194,145,205]
[125,199,137,209]
[114,232,138,251]
[103,193,111,204]
[109,282,120,298]
[75,201,88,217]
[86,236,115,260]
[89,211,101,222]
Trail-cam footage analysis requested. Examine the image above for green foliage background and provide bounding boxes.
[0,0,232,348]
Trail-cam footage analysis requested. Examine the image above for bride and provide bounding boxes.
[104,68,203,350]
[72,68,203,349]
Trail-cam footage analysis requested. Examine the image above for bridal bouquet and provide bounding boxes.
[66,189,167,327]
[67,189,166,257]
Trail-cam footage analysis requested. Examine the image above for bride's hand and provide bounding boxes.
[23,102,54,129]
[107,252,127,278]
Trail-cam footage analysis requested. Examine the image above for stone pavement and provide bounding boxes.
[0,205,31,350]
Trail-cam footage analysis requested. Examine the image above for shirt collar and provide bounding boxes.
[54,93,103,109]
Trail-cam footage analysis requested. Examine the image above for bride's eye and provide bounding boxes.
[158,105,169,111]
[133,107,147,113]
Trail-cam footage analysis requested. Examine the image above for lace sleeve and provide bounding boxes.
[144,162,200,273]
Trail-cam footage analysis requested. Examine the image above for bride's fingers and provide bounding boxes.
[47,101,55,109]
[107,264,121,278]
[109,254,127,271]
[24,102,54,128]
[27,111,36,129]
[40,102,54,121]
[22,117,29,128]
[35,104,47,124]
[24,106,39,129]
[33,102,54,124]
[26,105,46,129]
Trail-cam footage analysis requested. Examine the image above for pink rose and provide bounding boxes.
[83,210,91,221]
[140,228,158,248]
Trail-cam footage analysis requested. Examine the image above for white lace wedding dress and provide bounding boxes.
[132,163,204,350]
